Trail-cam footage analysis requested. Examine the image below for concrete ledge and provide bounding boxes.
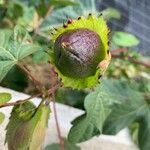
[0,87,138,150]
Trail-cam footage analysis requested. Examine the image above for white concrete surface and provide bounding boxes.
[0,87,138,150]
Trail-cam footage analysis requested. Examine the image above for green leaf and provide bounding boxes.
[7,1,23,19]
[0,26,40,81]
[0,6,6,21]
[1,65,28,91]
[6,101,50,150]
[0,61,16,81]
[103,81,148,135]
[0,112,5,124]
[0,92,11,105]
[56,87,87,108]
[68,80,116,143]
[138,113,150,150]
[49,0,78,7]
[102,8,121,20]
[44,139,80,150]
[7,1,36,30]
[32,51,49,64]
[112,31,140,47]
[17,6,35,29]
[68,79,149,144]
[40,0,96,33]
[0,29,12,47]
[5,101,36,146]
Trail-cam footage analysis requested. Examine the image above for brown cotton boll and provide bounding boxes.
[54,28,103,78]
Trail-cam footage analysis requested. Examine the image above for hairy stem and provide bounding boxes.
[0,84,59,108]
[0,93,41,108]
[18,64,43,91]
[52,92,65,150]
[111,48,150,68]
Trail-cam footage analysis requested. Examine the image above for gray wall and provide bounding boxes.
[97,0,150,55]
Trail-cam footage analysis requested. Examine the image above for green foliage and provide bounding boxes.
[0,112,5,124]
[0,6,6,21]
[40,0,97,33]
[6,101,50,150]
[49,0,78,7]
[130,79,150,150]
[5,101,36,148]
[106,50,150,80]
[68,78,150,147]
[0,29,12,47]
[112,31,140,47]
[102,8,121,20]
[56,88,87,109]
[68,79,122,143]
[40,0,120,37]
[138,113,150,150]
[28,0,77,17]
[6,0,37,30]
[32,51,49,64]
[1,65,28,91]
[0,92,11,105]
[102,79,150,150]
[44,139,80,150]
[0,25,40,81]
[103,92,145,134]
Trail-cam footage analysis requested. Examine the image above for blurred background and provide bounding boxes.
[98,0,150,55]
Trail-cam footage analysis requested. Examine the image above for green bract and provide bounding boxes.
[6,102,50,150]
[50,14,111,89]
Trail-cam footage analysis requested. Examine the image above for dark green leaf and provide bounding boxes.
[68,80,116,143]
[56,87,87,109]
[40,0,96,33]
[112,31,140,47]
[138,113,150,150]
[0,26,40,81]
[44,139,80,150]
[103,80,148,135]
[17,6,35,29]
[1,65,28,91]
[0,6,6,21]
[0,92,11,105]
[68,79,149,144]
[0,112,5,124]
[0,61,15,81]
[7,1,23,19]
[7,1,36,29]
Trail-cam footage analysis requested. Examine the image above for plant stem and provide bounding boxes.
[0,93,41,108]
[18,64,43,91]
[128,56,150,68]
[52,92,65,150]
[111,48,150,68]
[48,64,64,149]
[0,84,59,108]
